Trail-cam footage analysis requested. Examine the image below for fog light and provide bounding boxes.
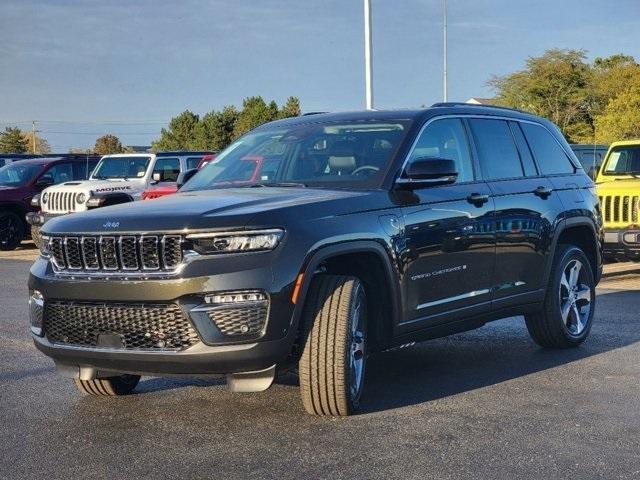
[29,290,44,336]
[205,291,267,304]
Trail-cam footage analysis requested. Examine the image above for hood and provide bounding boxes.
[46,179,144,194]
[596,177,640,193]
[43,187,383,234]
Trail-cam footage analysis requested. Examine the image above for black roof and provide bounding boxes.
[260,103,546,130]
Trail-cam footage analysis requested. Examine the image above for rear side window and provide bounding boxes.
[509,122,538,176]
[521,123,575,175]
[153,157,181,182]
[186,157,202,169]
[408,118,474,183]
[468,119,523,180]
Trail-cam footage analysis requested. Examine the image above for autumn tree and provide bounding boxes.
[22,132,51,154]
[94,134,124,155]
[595,77,640,143]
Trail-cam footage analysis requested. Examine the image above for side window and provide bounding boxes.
[408,118,474,183]
[152,157,181,182]
[45,163,74,184]
[521,123,575,175]
[468,119,523,180]
[186,157,201,169]
[71,161,96,180]
[509,121,538,176]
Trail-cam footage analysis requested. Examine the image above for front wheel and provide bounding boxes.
[74,375,140,396]
[0,211,24,251]
[525,245,595,348]
[299,275,367,416]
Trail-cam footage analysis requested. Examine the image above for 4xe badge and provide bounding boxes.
[102,221,120,229]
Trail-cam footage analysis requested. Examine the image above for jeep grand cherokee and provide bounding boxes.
[29,104,603,416]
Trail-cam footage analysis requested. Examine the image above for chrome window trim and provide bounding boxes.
[397,114,579,182]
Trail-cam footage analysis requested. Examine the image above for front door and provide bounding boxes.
[399,118,496,331]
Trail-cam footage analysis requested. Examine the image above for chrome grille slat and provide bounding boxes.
[50,234,183,274]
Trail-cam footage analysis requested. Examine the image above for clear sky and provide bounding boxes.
[1,0,639,152]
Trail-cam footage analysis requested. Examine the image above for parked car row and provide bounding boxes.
[0,151,215,250]
[28,104,603,415]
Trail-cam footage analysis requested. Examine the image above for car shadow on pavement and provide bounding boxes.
[357,289,640,415]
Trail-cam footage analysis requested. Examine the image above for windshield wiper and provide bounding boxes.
[248,182,307,188]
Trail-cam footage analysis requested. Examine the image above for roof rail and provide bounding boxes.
[302,111,328,116]
[430,102,530,115]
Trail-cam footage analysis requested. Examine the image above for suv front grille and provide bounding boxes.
[600,195,640,225]
[48,234,183,274]
[43,301,200,350]
[46,191,81,213]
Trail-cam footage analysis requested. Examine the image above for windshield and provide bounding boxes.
[0,163,43,187]
[181,120,409,191]
[603,146,640,175]
[92,156,151,179]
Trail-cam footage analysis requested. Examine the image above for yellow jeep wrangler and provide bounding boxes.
[596,140,640,261]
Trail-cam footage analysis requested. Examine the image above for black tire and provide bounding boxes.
[299,275,367,416]
[74,375,140,396]
[31,224,43,250]
[525,244,596,348]
[0,211,24,251]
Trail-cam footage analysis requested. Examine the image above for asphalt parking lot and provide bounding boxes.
[1,246,639,479]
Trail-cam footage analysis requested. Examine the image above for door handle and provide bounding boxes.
[534,186,553,198]
[467,193,489,207]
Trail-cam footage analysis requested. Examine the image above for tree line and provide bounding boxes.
[0,127,51,154]
[490,49,640,143]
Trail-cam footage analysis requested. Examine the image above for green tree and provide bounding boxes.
[0,127,29,153]
[595,78,640,143]
[193,106,239,150]
[94,134,124,155]
[489,49,593,142]
[151,110,200,151]
[279,96,301,119]
[233,96,280,138]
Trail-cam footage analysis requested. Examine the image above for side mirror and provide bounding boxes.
[152,172,162,183]
[396,158,458,189]
[177,168,198,190]
[35,175,54,189]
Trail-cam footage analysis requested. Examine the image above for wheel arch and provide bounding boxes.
[294,240,401,351]
[548,218,602,283]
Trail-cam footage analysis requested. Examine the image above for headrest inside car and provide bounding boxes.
[328,155,356,171]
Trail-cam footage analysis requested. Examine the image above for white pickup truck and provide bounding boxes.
[28,152,209,246]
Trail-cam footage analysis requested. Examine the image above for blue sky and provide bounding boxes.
[1,0,639,151]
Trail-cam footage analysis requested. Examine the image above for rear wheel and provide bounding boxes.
[525,245,595,348]
[299,275,367,416]
[0,211,24,251]
[74,375,140,396]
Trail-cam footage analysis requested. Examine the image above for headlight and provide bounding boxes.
[186,229,284,255]
[39,235,51,258]
[76,193,87,204]
[31,194,41,207]
[41,192,48,203]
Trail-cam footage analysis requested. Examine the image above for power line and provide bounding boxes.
[40,130,159,135]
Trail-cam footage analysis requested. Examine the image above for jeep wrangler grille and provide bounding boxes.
[599,195,640,225]
[43,301,200,350]
[48,234,183,274]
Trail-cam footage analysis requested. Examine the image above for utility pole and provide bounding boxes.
[31,121,38,154]
[364,0,374,110]
[443,0,448,102]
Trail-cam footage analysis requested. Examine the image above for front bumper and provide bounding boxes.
[28,251,302,376]
[603,228,640,261]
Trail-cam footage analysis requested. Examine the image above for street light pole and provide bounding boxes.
[443,0,448,102]
[364,0,374,110]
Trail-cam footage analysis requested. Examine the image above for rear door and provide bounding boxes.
[399,117,496,331]
[468,118,565,309]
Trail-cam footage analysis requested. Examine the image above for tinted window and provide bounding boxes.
[186,157,202,169]
[408,118,474,183]
[153,157,181,182]
[469,119,523,180]
[509,122,538,176]
[0,163,42,186]
[45,163,74,183]
[521,123,574,175]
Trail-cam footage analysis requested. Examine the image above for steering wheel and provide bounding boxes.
[351,165,380,176]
